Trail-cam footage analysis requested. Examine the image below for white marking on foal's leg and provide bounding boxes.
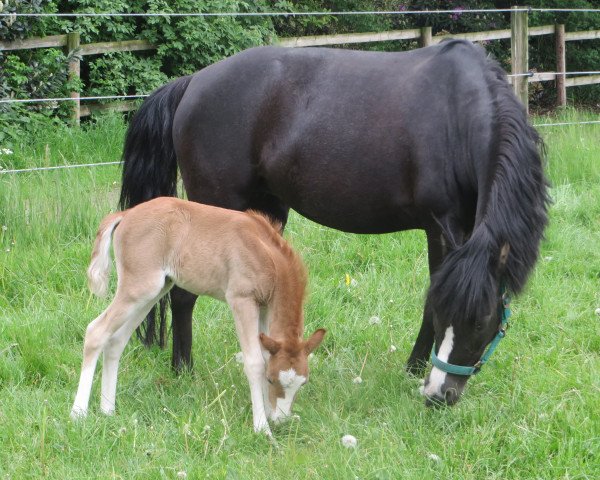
[100,287,171,415]
[271,368,306,423]
[71,364,97,419]
[422,326,454,399]
[100,324,135,415]
[229,296,272,436]
[72,313,107,419]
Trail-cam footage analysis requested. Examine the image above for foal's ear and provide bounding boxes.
[304,328,327,354]
[498,242,510,271]
[259,333,281,355]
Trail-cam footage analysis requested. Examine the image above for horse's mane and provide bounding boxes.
[428,42,550,325]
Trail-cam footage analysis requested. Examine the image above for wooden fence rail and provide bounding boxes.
[1,7,599,122]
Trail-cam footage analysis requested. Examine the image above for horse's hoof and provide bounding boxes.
[405,361,427,377]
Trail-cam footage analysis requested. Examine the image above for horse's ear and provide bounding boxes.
[498,242,510,271]
[259,333,281,355]
[304,328,327,354]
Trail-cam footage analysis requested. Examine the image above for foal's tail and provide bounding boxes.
[428,47,550,325]
[87,212,125,298]
[118,75,192,347]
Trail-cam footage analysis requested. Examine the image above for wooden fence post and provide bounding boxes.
[419,26,432,47]
[555,24,567,107]
[66,32,81,125]
[511,6,529,113]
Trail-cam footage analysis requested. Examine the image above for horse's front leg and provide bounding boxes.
[406,228,446,375]
[227,294,271,436]
[406,296,436,375]
[170,286,197,373]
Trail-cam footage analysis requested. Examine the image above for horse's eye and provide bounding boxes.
[474,321,484,331]
[267,378,274,385]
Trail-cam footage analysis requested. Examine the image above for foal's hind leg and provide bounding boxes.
[100,280,174,414]
[71,276,168,418]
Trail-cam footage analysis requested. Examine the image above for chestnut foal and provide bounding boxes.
[71,197,325,435]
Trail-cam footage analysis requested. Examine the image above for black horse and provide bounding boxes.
[119,40,549,405]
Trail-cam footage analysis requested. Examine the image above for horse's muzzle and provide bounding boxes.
[421,374,467,406]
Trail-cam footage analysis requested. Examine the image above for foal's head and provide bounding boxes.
[259,329,326,422]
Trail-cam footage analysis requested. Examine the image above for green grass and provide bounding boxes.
[1,112,599,479]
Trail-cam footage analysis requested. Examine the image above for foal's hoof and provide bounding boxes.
[254,421,273,438]
[70,407,87,420]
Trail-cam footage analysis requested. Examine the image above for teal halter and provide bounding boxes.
[430,289,511,376]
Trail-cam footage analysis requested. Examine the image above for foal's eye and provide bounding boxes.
[267,378,274,385]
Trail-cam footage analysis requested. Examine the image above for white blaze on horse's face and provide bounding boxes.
[269,368,306,422]
[421,326,454,401]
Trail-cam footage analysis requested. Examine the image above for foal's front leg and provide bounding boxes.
[227,295,271,436]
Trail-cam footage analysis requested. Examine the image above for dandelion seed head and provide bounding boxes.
[177,471,187,478]
[428,453,442,462]
[595,308,600,316]
[389,345,397,352]
[234,352,244,364]
[341,434,357,448]
[352,376,363,384]
[1,225,7,232]
[369,316,381,325]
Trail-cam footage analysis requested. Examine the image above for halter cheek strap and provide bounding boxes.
[430,290,511,376]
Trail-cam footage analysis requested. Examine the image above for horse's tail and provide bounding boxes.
[429,54,550,324]
[119,75,193,348]
[119,75,193,210]
[88,212,125,298]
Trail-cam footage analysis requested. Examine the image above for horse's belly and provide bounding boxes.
[273,173,424,233]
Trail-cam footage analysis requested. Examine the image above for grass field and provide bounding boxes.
[1,111,599,479]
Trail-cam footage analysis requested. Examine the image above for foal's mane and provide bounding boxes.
[246,210,308,296]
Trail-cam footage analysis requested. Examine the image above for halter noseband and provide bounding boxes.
[430,288,511,376]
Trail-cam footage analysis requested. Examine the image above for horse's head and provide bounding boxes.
[259,329,326,422]
[421,243,511,406]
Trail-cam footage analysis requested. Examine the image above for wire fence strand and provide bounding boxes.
[0,95,149,104]
[1,120,598,175]
[2,8,600,18]
[0,161,121,174]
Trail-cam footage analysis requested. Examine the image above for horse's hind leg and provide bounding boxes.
[170,286,197,373]
[406,229,446,375]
